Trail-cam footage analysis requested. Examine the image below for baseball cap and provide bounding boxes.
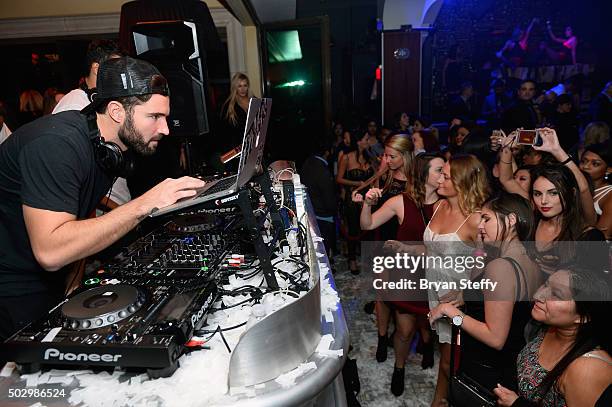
[81,56,169,115]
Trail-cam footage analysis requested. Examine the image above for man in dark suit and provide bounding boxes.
[501,79,540,133]
[551,93,579,151]
[300,139,337,258]
[481,79,512,128]
[448,82,477,121]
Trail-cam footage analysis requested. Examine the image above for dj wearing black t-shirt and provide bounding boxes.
[0,57,206,341]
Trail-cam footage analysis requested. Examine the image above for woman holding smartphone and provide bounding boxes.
[494,128,597,225]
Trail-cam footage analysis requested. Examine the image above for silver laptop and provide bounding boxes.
[150,97,272,217]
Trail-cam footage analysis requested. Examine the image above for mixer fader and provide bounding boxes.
[101,214,241,281]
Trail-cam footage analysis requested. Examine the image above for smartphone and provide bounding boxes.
[517,130,542,146]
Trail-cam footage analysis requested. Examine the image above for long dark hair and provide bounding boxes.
[413,153,445,208]
[530,165,588,241]
[485,192,535,242]
[415,129,440,152]
[348,129,371,167]
[536,268,611,401]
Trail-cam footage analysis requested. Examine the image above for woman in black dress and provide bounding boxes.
[219,73,251,169]
[336,130,374,273]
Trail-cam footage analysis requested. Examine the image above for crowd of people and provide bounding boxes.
[300,77,612,406]
[0,30,610,407]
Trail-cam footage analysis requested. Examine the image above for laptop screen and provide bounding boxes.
[236,98,271,188]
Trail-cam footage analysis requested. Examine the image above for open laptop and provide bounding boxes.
[150,97,272,217]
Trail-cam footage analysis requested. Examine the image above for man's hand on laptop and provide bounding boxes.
[136,176,206,216]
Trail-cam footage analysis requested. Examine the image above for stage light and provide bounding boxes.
[276,80,306,88]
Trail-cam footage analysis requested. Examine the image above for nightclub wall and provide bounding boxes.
[429,0,609,121]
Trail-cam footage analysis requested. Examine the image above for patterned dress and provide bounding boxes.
[517,329,567,407]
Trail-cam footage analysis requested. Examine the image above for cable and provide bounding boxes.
[273,168,294,184]
[197,320,248,338]
[101,176,118,214]
[219,329,232,353]
[209,296,259,312]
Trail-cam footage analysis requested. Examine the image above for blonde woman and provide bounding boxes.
[576,121,610,158]
[378,135,415,220]
[356,153,444,396]
[18,89,43,126]
[353,134,414,359]
[423,154,490,406]
[221,73,251,151]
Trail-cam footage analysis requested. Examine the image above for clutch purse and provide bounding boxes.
[449,372,496,407]
[448,323,497,407]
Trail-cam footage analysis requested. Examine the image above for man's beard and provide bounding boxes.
[118,113,159,156]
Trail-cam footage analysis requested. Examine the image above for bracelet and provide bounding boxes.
[500,159,513,165]
[560,155,572,165]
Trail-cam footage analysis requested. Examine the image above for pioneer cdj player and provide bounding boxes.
[2,213,244,378]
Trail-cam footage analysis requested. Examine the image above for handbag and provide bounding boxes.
[448,324,497,407]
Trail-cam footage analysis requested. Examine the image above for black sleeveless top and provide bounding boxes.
[377,177,408,241]
[460,257,532,391]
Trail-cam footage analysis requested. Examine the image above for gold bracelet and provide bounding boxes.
[500,159,512,165]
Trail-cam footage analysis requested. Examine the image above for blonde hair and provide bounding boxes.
[449,154,490,215]
[223,73,251,126]
[583,121,610,147]
[19,89,43,113]
[383,135,417,202]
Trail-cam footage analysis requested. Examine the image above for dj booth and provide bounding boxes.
[0,178,349,407]
[0,99,349,406]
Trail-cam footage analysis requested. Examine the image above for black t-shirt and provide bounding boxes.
[219,103,247,152]
[0,111,113,297]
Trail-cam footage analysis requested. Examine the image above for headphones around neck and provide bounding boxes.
[86,113,134,178]
[79,81,97,103]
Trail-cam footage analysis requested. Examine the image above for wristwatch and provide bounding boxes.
[452,312,464,327]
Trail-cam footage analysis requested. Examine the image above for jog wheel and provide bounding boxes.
[61,284,146,330]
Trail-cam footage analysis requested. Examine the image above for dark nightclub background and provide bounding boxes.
[0,0,609,162]
[427,0,610,121]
